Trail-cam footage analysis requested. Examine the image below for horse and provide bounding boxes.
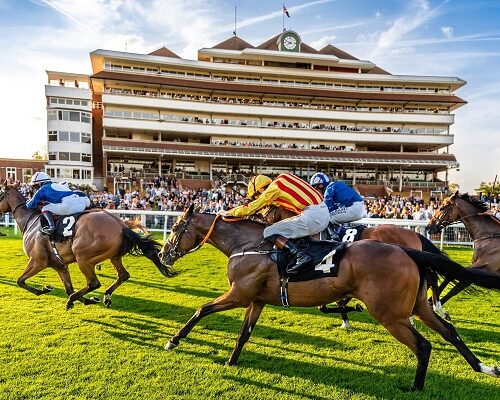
[261,204,446,325]
[0,183,175,310]
[158,205,500,391]
[426,191,500,305]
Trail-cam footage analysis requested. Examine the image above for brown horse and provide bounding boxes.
[261,205,446,324]
[158,205,500,391]
[0,184,174,310]
[426,191,500,305]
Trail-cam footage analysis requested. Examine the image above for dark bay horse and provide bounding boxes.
[158,205,500,391]
[0,184,174,310]
[261,205,446,324]
[426,191,500,305]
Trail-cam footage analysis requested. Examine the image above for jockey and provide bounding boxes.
[26,172,91,235]
[485,209,500,221]
[219,173,329,274]
[310,172,366,238]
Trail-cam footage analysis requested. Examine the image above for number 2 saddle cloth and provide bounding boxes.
[40,211,89,242]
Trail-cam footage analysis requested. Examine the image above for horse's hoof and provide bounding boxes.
[355,304,363,312]
[318,305,328,313]
[444,312,452,321]
[493,366,500,377]
[43,285,54,292]
[90,296,100,304]
[226,360,237,366]
[66,302,74,311]
[164,341,177,350]
[340,321,351,329]
[96,264,102,271]
[104,296,112,308]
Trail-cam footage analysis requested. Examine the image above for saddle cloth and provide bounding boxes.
[271,237,348,282]
[40,211,88,242]
[324,223,366,243]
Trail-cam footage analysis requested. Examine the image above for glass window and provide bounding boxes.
[82,153,91,163]
[80,100,88,107]
[81,132,91,144]
[50,98,57,104]
[58,98,65,104]
[70,132,80,142]
[82,170,92,179]
[60,168,72,178]
[6,167,16,180]
[48,110,57,120]
[59,131,69,141]
[69,111,80,122]
[48,131,58,141]
[46,168,56,178]
[81,113,91,123]
[49,153,56,160]
[73,169,80,179]
[59,152,69,161]
[70,153,80,162]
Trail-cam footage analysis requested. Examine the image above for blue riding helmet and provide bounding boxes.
[310,172,331,188]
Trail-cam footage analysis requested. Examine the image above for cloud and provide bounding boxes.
[375,11,382,18]
[309,35,336,49]
[441,26,453,39]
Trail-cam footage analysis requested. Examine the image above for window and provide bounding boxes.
[82,170,92,180]
[70,153,80,162]
[82,153,91,163]
[73,169,80,179]
[46,168,56,178]
[49,152,56,161]
[81,112,91,123]
[69,111,80,121]
[59,131,69,141]
[81,132,91,144]
[48,110,57,120]
[6,167,16,180]
[48,131,57,141]
[59,152,69,161]
[22,168,32,183]
[70,132,80,142]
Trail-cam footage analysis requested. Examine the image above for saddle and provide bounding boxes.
[40,211,88,242]
[271,236,347,282]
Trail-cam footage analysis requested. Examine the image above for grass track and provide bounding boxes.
[0,228,498,400]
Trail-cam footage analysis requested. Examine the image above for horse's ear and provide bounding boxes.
[187,203,195,215]
[2,180,6,189]
[451,190,459,198]
[13,181,20,189]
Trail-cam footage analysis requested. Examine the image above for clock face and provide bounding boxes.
[283,35,297,50]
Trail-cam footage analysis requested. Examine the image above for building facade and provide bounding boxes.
[82,31,463,195]
[45,71,94,186]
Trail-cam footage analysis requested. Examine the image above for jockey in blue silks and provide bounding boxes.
[26,172,90,235]
[310,172,366,239]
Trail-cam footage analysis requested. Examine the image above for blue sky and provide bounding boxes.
[0,0,499,191]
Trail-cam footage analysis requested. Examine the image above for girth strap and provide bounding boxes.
[280,276,290,308]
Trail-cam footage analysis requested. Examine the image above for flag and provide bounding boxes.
[283,5,290,18]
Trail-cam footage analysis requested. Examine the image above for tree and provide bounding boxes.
[32,150,47,160]
[475,179,500,197]
[448,182,459,193]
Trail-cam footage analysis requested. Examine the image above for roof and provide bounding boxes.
[366,66,391,75]
[148,46,180,58]
[92,71,467,105]
[212,36,254,51]
[319,44,358,60]
[257,34,319,54]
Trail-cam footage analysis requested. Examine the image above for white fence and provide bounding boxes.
[0,211,472,248]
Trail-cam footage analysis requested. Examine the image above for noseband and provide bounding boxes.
[433,199,482,230]
[164,214,220,260]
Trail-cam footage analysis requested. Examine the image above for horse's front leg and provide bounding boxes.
[165,287,243,350]
[227,302,265,365]
[55,266,97,305]
[17,259,54,296]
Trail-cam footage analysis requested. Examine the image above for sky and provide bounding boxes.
[0,0,499,192]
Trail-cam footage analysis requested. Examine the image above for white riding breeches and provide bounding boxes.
[42,194,90,215]
[263,202,330,239]
[329,201,366,224]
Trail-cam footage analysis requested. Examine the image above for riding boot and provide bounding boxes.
[327,223,341,242]
[41,211,56,235]
[266,234,312,275]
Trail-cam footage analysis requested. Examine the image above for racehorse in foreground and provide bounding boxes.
[0,183,174,310]
[158,205,500,391]
[427,191,500,305]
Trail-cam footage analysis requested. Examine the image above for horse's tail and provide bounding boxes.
[117,228,177,277]
[417,233,445,255]
[402,248,500,290]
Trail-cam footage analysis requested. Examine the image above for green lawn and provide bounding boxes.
[0,227,498,400]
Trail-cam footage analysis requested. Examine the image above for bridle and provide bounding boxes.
[163,213,220,260]
[433,197,486,231]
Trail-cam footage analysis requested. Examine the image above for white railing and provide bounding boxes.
[0,212,471,248]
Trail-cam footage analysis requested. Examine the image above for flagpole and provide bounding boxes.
[282,4,285,31]
[234,5,237,36]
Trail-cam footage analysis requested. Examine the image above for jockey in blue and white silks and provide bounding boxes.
[310,172,366,225]
[26,172,90,235]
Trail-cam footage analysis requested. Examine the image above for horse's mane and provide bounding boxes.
[199,212,267,228]
[459,193,489,211]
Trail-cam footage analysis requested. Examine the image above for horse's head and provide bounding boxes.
[426,191,487,233]
[158,204,204,266]
[0,182,15,214]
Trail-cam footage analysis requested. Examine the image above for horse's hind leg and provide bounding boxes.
[17,259,54,296]
[165,287,243,350]
[227,302,265,366]
[55,266,94,305]
[414,297,500,378]
[103,256,130,308]
[66,261,101,311]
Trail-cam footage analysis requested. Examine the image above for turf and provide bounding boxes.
[0,228,498,400]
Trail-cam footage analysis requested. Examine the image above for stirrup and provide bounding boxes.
[41,226,55,235]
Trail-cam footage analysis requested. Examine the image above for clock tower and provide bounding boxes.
[277,31,301,52]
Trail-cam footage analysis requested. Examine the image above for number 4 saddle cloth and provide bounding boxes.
[271,237,349,282]
[40,211,89,242]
